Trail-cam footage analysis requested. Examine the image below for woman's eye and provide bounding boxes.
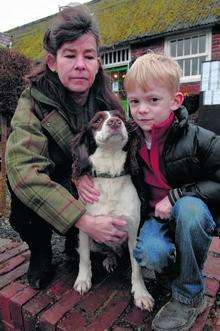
[151,98,159,102]
[65,55,75,58]
[85,56,95,60]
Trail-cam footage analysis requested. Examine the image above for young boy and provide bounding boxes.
[124,53,219,330]
[75,53,219,330]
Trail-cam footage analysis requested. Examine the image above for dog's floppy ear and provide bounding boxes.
[124,120,141,176]
[70,127,96,180]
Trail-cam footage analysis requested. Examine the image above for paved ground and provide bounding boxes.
[0,233,219,330]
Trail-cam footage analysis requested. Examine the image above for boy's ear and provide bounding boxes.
[46,53,57,72]
[171,92,184,111]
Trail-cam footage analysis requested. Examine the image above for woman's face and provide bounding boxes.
[47,33,99,94]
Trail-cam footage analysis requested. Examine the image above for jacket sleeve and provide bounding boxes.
[168,127,220,206]
[6,90,86,234]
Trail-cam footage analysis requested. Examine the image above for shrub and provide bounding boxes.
[0,47,31,122]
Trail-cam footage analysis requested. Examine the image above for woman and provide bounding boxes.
[6,4,127,290]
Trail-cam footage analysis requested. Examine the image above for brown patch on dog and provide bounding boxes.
[90,111,108,131]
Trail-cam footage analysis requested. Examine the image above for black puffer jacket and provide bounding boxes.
[134,106,220,231]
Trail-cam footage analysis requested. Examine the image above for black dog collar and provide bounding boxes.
[91,169,127,178]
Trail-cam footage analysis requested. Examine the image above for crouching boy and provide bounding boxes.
[124,53,219,331]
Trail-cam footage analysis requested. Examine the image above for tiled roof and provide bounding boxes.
[6,0,220,59]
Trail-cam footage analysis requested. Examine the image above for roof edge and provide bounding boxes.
[100,21,218,51]
[5,13,57,34]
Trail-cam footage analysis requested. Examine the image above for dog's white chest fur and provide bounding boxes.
[87,149,140,220]
[86,149,140,219]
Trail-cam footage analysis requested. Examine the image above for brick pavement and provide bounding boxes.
[0,237,219,331]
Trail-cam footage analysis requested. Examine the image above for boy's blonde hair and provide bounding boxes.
[124,53,182,95]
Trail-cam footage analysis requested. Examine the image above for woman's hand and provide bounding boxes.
[75,214,128,244]
[73,175,100,204]
[155,196,172,220]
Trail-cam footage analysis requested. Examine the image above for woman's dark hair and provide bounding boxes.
[28,4,122,121]
[43,5,99,55]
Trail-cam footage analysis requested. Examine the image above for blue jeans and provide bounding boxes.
[133,197,216,305]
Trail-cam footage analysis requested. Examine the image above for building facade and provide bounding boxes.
[98,0,220,115]
[6,0,220,115]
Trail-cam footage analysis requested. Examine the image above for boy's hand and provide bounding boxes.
[155,196,172,220]
[73,175,100,204]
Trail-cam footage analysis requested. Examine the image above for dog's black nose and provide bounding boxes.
[107,117,122,129]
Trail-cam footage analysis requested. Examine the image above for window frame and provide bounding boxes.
[164,30,212,83]
[101,47,131,68]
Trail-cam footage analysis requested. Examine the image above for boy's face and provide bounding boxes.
[127,81,183,137]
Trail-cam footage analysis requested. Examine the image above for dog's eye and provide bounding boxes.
[95,118,102,124]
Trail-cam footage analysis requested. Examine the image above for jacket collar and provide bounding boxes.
[174,106,189,131]
[30,87,61,110]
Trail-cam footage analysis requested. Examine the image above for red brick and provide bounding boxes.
[23,295,53,331]
[9,286,38,329]
[0,281,26,325]
[191,305,212,331]
[124,306,146,326]
[209,237,220,255]
[205,277,220,298]
[214,308,220,327]
[212,33,220,60]
[204,255,220,281]
[0,255,26,275]
[24,276,73,331]
[85,289,129,331]
[0,243,28,263]
[212,45,220,50]
[1,320,15,331]
[39,289,82,331]
[217,313,220,327]
[205,305,219,329]
[112,328,132,331]
[209,308,220,331]
[131,41,164,59]
[56,311,86,331]
[180,83,200,95]
[212,53,220,60]
[79,274,125,314]
[0,260,29,289]
[44,275,73,298]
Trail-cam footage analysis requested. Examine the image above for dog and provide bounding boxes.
[71,110,154,311]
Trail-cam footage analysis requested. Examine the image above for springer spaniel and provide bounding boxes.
[71,110,154,311]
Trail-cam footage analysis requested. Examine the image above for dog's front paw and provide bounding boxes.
[74,276,92,294]
[134,292,154,311]
[133,286,154,311]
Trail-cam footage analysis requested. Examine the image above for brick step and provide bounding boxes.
[0,238,219,331]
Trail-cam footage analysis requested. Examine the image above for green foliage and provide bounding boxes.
[0,48,30,120]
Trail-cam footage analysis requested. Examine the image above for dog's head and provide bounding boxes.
[90,110,128,148]
[71,110,141,179]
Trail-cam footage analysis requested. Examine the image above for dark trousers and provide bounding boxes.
[9,188,78,252]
